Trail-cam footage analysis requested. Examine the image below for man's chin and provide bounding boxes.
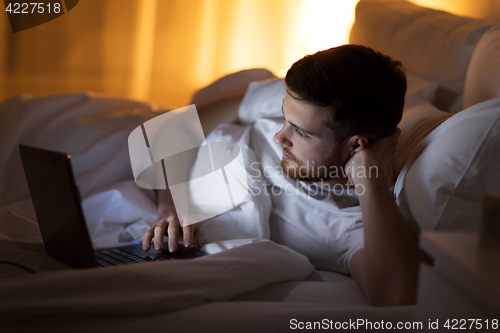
[280,159,300,180]
[279,148,347,183]
[280,159,345,183]
[280,159,296,173]
[281,160,321,182]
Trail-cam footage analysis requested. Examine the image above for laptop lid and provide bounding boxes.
[19,144,98,269]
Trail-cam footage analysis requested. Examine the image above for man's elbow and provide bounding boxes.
[365,284,417,307]
[350,251,421,307]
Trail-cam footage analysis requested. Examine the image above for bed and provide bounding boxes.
[1,0,500,331]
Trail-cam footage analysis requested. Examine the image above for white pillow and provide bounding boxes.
[394,102,451,179]
[394,75,449,178]
[396,98,500,232]
[238,78,286,125]
[191,68,276,106]
[464,27,500,108]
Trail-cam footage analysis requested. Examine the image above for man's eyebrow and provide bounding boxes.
[281,103,314,136]
[289,121,314,136]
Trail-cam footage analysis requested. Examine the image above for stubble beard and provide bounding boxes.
[280,147,344,182]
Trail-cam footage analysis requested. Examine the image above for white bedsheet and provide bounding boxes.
[81,180,158,248]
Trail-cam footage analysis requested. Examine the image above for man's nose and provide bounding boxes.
[274,124,292,148]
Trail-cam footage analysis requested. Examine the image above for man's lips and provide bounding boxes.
[283,149,294,161]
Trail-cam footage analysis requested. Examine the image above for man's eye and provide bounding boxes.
[294,128,306,138]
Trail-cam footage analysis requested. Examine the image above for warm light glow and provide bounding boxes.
[409,0,466,16]
[130,0,157,100]
[409,0,500,22]
[1,0,363,108]
[295,0,358,56]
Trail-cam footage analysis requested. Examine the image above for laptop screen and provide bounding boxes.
[19,144,97,268]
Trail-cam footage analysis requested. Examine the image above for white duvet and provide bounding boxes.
[0,93,162,245]
[0,240,314,326]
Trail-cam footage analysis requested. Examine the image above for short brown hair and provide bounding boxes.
[285,44,406,143]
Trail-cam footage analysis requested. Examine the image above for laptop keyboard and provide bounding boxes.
[95,245,161,267]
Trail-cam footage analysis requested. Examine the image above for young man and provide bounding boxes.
[143,44,427,306]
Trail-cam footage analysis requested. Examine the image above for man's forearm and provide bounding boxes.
[350,157,426,306]
[155,189,176,214]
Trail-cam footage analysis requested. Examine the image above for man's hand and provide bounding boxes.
[142,190,204,253]
[346,128,401,185]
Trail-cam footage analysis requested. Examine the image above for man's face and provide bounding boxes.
[274,90,347,183]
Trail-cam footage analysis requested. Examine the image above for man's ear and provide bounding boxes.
[346,135,370,157]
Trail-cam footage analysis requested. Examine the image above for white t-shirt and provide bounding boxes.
[250,116,364,274]
[200,79,364,274]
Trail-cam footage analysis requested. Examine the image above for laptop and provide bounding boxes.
[19,144,204,269]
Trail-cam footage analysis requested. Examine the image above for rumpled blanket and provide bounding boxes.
[0,240,314,325]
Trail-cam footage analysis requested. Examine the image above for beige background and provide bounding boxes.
[0,0,498,108]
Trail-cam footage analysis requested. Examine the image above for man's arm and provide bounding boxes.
[347,129,429,306]
[143,93,246,252]
[144,69,277,252]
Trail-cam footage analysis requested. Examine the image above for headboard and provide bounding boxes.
[349,0,497,112]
